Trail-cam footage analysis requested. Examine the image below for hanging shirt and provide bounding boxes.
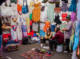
[47,3,55,23]
[32,2,41,22]
[40,3,48,22]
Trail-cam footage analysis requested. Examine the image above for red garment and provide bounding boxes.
[52,31,64,44]
[62,13,67,21]
[2,33,11,42]
[27,31,34,36]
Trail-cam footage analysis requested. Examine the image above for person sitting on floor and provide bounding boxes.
[49,27,64,51]
[44,28,52,45]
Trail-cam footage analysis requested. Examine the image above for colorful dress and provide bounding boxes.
[32,2,41,22]
[11,22,18,41]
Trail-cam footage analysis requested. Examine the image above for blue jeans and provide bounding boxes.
[73,21,80,51]
[0,35,2,48]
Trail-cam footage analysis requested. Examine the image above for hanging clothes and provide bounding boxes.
[26,17,30,33]
[51,24,56,32]
[62,0,68,3]
[32,2,41,22]
[40,23,45,30]
[21,18,27,38]
[17,16,22,41]
[69,21,76,50]
[22,0,28,14]
[17,0,23,14]
[71,12,76,22]
[11,20,18,41]
[11,0,17,3]
[69,0,76,12]
[54,15,62,25]
[61,1,68,12]
[61,13,68,21]
[73,21,80,51]
[40,3,48,22]
[47,3,55,23]
[42,0,48,3]
[29,13,32,20]
[77,0,80,21]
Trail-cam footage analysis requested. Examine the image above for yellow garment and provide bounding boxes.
[43,21,50,32]
[26,17,30,33]
[32,3,41,22]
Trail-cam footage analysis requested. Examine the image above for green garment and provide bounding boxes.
[47,3,55,23]
[29,13,32,20]
[11,0,17,3]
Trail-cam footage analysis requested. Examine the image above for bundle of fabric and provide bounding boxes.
[69,0,76,12]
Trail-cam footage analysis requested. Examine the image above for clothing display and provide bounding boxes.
[0,0,79,58]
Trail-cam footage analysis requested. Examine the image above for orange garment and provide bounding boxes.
[17,0,22,14]
[43,21,50,32]
[32,3,41,22]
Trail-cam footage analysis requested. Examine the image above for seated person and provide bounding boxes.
[44,28,52,45]
[49,27,64,51]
